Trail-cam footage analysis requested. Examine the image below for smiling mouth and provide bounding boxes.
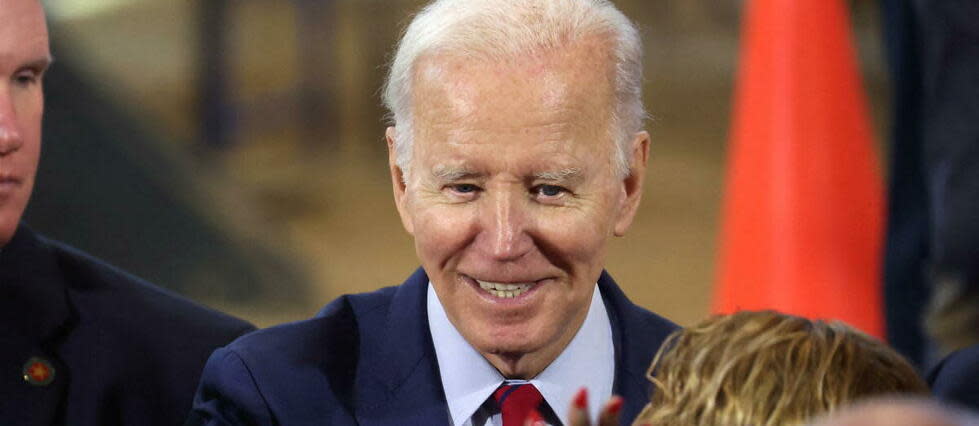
[476,280,537,299]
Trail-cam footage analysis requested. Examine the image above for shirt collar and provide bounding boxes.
[428,282,615,426]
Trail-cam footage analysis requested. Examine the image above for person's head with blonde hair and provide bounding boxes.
[634,310,929,426]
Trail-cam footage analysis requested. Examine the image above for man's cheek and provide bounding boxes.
[541,212,607,245]
[414,208,472,252]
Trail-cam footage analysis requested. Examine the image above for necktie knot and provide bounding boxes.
[493,382,546,426]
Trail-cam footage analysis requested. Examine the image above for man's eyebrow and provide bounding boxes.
[431,165,481,181]
[534,168,582,182]
[22,56,54,72]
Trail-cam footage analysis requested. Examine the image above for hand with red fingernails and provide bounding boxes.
[561,388,623,426]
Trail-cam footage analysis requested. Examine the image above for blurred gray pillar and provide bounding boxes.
[199,0,235,150]
[295,0,336,149]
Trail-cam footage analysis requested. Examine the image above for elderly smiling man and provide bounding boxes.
[190,1,677,425]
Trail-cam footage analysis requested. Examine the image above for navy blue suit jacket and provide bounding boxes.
[929,344,979,411]
[189,268,678,425]
[0,225,256,425]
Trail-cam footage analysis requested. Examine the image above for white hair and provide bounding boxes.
[382,0,646,179]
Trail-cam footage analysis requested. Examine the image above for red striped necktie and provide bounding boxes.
[492,382,548,426]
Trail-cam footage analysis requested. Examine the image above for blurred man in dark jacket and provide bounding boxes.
[0,1,256,424]
[882,0,979,366]
[930,344,979,412]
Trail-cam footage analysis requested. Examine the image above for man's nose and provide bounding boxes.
[480,190,534,261]
[0,90,23,156]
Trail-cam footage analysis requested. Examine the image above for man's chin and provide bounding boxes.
[482,341,539,357]
[474,333,547,362]
[0,214,19,247]
[479,350,540,379]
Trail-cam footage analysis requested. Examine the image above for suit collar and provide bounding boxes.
[377,267,440,393]
[355,268,451,425]
[597,270,664,424]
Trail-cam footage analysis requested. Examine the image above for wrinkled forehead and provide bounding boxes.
[410,38,616,133]
[0,0,50,67]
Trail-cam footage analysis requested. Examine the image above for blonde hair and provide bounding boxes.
[634,311,928,426]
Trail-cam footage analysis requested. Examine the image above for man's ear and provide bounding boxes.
[613,131,650,237]
[387,126,414,235]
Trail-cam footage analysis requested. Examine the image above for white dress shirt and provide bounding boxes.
[428,282,615,426]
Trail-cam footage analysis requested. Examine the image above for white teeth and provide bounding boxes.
[476,280,535,298]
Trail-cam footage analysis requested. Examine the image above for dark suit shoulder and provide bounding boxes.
[618,301,678,376]
[598,272,679,351]
[622,302,678,341]
[318,283,400,318]
[5,228,256,426]
[929,344,979,411]
[227,283,400,364]
[42,235,255,340]
[194,284,405,425]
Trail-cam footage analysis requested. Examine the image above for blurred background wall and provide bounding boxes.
[27,0,888,327]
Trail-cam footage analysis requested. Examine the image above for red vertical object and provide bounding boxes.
[713,0,885,338]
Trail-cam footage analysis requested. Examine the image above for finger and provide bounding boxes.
[597,395,624,426]
[567,387,590,426]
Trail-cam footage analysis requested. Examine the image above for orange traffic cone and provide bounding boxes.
[713,0,885,338]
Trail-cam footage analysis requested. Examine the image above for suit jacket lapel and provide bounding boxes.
[0,225,74,424]
[598,271,674,425]
[354,268,450,426]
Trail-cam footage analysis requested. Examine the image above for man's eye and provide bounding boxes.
[450,184,479,194]
[14,71,39,87]
[533,184,566,198]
